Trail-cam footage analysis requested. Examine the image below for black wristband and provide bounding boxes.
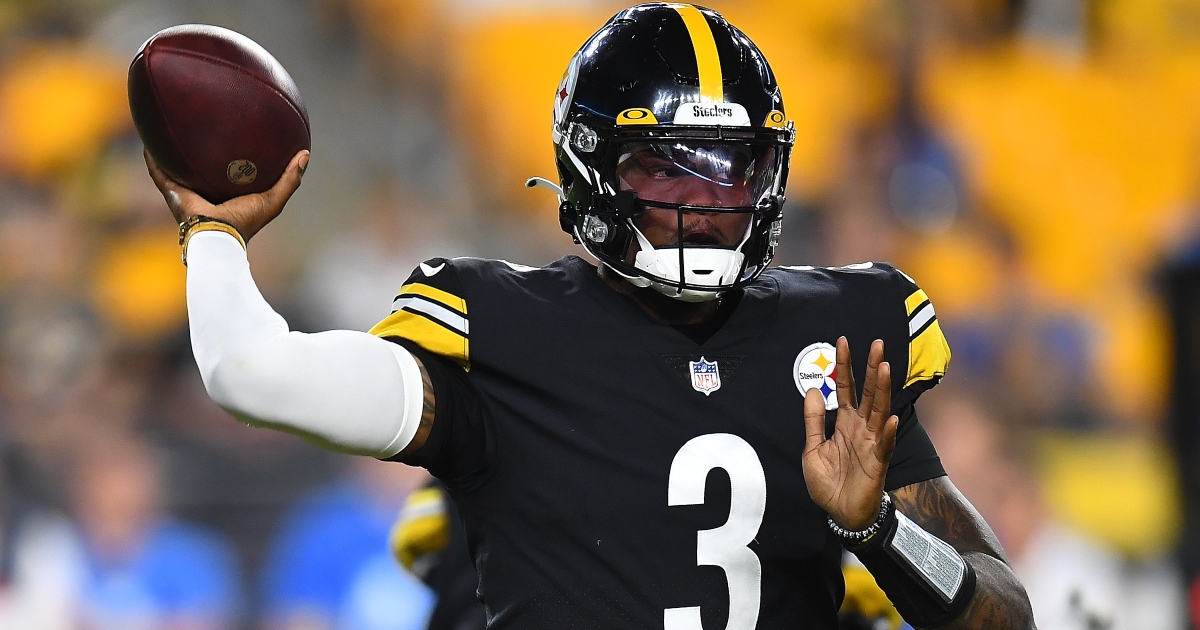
[846,507,978,627]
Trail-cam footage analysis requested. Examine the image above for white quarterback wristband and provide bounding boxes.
[891,510,968,603]
[840,491,978,626]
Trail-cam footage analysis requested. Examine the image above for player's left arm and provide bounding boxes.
[804,264,1034,628]
[886,268,1033,628]
[803,339,1035,629]
[891,477,1034,629]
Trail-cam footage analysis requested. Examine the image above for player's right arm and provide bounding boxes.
[145,150,436,458]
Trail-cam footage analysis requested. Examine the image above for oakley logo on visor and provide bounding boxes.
[673,102,750,126]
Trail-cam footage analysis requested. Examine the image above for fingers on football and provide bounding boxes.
[143,149,209,221]
[857,339,885,422]
[834,336,857,410]
[260,150,309,211]
[802,385,828,452]
[143,149,172,195]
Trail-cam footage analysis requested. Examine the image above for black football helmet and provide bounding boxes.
[531,3,794,301]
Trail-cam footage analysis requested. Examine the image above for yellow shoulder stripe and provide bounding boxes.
[668,4,723,102]
[400,282,466,314]
[369,280,470,369]
[906,319,951,388]
[370,311,469,369]
[905,289,929,316]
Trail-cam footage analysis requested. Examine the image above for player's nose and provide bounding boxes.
[677,178,726,208]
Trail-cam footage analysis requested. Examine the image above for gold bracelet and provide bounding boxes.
[179,215,246,266]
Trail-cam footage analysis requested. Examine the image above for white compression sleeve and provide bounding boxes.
[186,230,424,458]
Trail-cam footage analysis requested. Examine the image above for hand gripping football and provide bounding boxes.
[128,24,311,204]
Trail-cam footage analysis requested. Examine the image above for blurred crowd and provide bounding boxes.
[0,0,1198,628]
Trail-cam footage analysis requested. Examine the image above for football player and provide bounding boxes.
[146,3,1034,628]
[387,483,904,630]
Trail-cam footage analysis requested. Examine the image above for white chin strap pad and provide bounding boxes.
[634,246,744,287]
[625,220,748,302]
[633,246,744,302]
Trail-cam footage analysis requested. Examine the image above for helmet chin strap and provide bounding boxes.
[628,220,748,303]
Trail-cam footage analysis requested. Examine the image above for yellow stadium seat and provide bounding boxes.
[89,227,186,341]
[1037,432,1181,558]
[0,45,130,181]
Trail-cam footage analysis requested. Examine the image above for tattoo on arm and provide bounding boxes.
[892,477,1036,630]
[893,476,1007,561]
[395,354,436,458]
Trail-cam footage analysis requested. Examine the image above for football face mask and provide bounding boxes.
[613,141,778,301]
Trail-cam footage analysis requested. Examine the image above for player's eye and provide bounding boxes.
[636,155,683,179]
[650,164,684,179]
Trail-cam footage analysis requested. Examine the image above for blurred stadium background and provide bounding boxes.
[0,0,1197,628]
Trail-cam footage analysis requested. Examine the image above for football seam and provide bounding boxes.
[154,45,311,138]
[143,47,216,196]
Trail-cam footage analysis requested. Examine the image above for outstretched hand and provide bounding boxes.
[802,337,899,531]
[144,149,310,242]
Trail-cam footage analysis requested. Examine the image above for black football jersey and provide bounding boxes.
[369,256,950,630]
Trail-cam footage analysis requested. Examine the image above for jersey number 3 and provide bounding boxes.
[666,433,767,630]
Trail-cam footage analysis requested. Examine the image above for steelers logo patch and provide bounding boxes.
[793,342,838,410]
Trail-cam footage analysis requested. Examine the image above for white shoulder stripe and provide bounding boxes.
[392,296,470,335]
[909,302,936,337]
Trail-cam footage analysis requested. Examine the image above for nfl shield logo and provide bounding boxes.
[689,357,721,396]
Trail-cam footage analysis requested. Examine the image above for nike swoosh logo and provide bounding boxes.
[420,262,445,276]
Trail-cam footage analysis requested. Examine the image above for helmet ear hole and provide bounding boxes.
[559,201,579,242]
[555,158,578,239]
[555,159,575,194]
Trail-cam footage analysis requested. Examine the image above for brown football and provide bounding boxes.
[128,24,310,204]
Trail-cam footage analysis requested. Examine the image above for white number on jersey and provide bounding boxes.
[665,433,767,630]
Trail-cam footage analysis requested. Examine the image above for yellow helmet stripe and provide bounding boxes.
[668,4,723,103]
